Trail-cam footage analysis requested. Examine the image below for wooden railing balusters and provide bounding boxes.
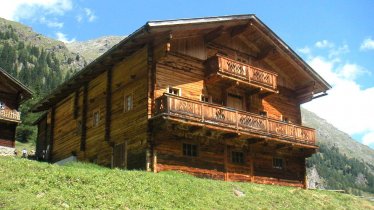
[155,94,315,145]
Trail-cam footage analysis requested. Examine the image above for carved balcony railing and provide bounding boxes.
[0,109,21,123]
[206,55,278,92]
[154,94,316,146]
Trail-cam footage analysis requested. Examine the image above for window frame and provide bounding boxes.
[124,93,133,112]
[231,151,245,164]
[182,143,198,157]
[0,101,4,110]
[200,94,211,103]
[92,109,100,127]
[167,86,181,96]
[273,157,284,170]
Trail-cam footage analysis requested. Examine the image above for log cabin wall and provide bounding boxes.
[154,131,305,187]
[52,93,81,161]
[47,47,150,169]
[109,46,149,169]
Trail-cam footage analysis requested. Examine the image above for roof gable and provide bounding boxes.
[31,14,330,112]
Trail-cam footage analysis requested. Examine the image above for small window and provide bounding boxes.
[273,157,283,169]
[93,110,100,127]
[231,151,244,164]
[183,143,198,157]
[124,94,133,112]
[168,87,180,96]
[0,101,4,110]
[259,111,267,117]
[281,116,289,123]
[201,95,210,103]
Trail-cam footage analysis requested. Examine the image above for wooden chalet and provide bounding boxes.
[0,67,32,150]
[32,15,330,187]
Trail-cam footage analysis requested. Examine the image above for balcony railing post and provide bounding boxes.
[235,111,239,130]
[201,104,205,122]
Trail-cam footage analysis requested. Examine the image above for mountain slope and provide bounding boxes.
[0,17,87,74]
[302,108,374,166]
[66,35,125,62]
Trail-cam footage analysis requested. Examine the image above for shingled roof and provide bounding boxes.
[0,67,33,103]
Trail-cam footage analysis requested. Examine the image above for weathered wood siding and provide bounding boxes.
[109,47,149,169]
[47,46,149,169]
[154,132,305,187]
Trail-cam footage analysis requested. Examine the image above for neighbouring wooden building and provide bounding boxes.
[0,67,32,153]
[32,15,330,187]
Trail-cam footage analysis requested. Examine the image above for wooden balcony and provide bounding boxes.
[0,109,21,123]
[205,55,278,92]
[154,94,316,146]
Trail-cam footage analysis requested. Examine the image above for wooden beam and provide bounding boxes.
[49,106,56,162]
[254,46,275,61]
[105,67,113,142]
[224,141,228,181]
[259,92,274,99]
[246,88,262,96]
[204,26,224,43]
[80,83,88,151]
[230,23,250,37]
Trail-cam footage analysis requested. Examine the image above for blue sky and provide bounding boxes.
[1,0,374,148]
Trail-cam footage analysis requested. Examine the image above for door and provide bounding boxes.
[227,93,243,110]
[113,143,126,168]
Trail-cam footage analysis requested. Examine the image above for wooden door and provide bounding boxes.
[113,143,126,168]
[227,93,243,110]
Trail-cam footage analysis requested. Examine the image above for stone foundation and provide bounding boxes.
[0,146,15,156]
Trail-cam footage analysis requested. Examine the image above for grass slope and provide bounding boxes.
[0,157,372,210]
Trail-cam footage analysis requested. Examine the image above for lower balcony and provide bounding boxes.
[153,94,316,147]
[0,109,21,123]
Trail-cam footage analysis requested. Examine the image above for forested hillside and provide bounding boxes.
[0,18,86,142]
[0,17,373,196]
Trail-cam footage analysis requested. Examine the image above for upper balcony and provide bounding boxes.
[205,55,278,93]
[153,94,316,147]
[0,109,21,123]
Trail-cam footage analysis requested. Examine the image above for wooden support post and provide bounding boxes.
[224,141,228,181]
[153,150,157,173]
[49,106,56,162]
[146,148,151,172]
[250,144,255,182]
[80,83,88,151]
[105,67,112,142]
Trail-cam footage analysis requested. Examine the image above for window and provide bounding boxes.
[281,116,289,123]
[231,151,244,164]
[124,94,133,112]
[259,111,267,117]
[273,157,283,169]
[93,110,100,127]
[183,143,198,157]
[0,101,4,110]
[167,87,180,96]
[201,95,210,103]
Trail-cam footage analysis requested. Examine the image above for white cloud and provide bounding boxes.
[298,47,311,55]
[362,132,374,147]
[84,8,96,22]
[0,0,72,29]
[56,32,75,43]
[0,0,72,21]
[40,17,63,28]
[315,40,334,48]
[360,37,374,51]
[302,43,374,147]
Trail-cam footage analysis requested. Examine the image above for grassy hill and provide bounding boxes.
[0,157,373,210]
